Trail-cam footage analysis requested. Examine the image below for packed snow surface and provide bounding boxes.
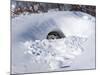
[11,11,95,74]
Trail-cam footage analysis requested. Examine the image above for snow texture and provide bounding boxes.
[11,11,96,74]
[23,36,87,69]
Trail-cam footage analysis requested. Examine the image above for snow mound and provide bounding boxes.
[22,36,87,70]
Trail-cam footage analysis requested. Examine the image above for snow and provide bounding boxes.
[22,36,87,70]
[11,11,95,74]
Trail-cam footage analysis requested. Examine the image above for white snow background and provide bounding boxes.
[11,11,96,74]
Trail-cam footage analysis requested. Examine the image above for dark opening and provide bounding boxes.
[47,31,65,39]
